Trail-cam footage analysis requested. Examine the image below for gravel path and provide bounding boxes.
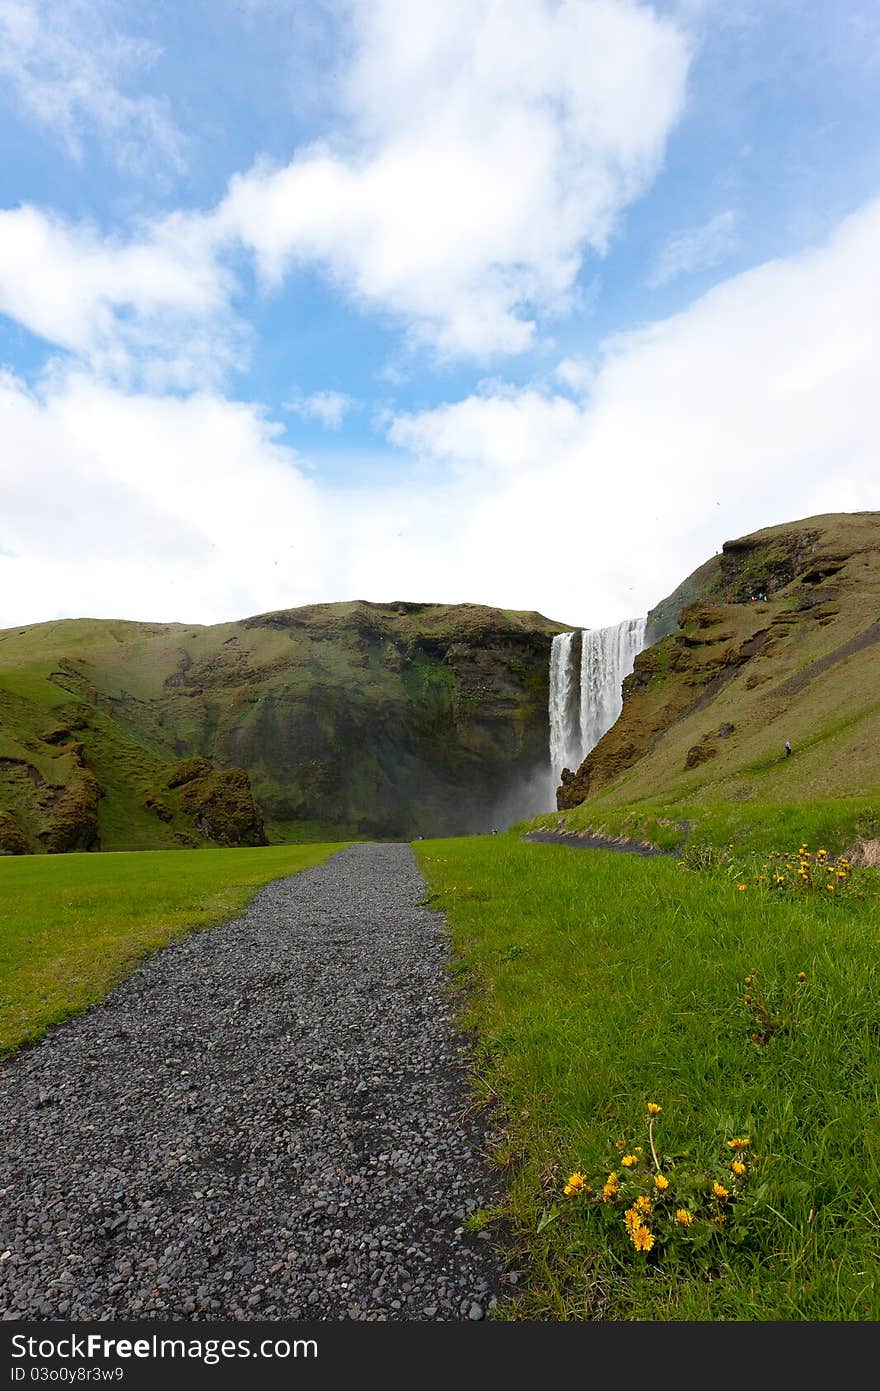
[0,844,504,1322]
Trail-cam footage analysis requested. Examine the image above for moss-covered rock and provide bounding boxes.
[0,810,29,855]
[179,768,267,846]
[44,768,102,853]
[167,757,213,789]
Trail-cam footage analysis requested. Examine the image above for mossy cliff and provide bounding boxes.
[0,602,564,850]
[558,511,880,811]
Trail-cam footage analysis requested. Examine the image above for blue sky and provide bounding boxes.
[1,0,879,627]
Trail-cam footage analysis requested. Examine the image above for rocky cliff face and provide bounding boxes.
[0,601,563,850]
[559,512,880,810]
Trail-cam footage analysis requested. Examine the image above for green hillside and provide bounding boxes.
[550,511,880,848]
[0,601,565,852]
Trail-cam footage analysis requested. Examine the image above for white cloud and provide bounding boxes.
[0,204,238,387]
[0,370,326,625]
[380,198,880,623]
[215,0,691,359]
[0,0,691,384]
[648,208,739,286]
[3,199,879,633]
[283,389,357,430]
[388,386,583,479]
[554,356,596,396]
[0,0,184,173]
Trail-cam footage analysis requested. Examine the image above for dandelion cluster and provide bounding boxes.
[749,846,852,896]
[676,841,855,898]
[561,1102,755,1259]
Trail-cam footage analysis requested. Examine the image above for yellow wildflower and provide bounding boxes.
[630,1224,654,1252]
[675,1208,693,1227]
[727,1137,750,1150]
[826,883,835,892]
[621,1154,638,1168]
[634,1195,652,1215]
[732,1160,746,1176]
[737,883,746,892]
[713,1182,730,1200]
[647,1102,662,1116]
[624,1206,642,1233]
[564,1172,587,1196]
[654,1174,669,1191]
[817,849,827,858]
[602,1173,619,1202]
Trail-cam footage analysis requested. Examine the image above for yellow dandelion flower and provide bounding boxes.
[737,883,746,891]
[826,883,835,892]
[634,1195,652,1215]
[713,1182,730,1200]
[732,1160,746,1176]
[675,1208,693,1227]
[564,1171,587,1196]
[817,849,827,858]
[713,1214,728,1225]
[797,971,806,981]
[630,1224,655,1252]
[744,976,752,985]
[654,1174,669,1191]
[647,1102,662,1116]
[727,1137,751,1150]
[624,1206,642,1233]
[602,1172,619,1201]
[621,1154,638,1168]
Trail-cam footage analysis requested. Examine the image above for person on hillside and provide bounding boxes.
[785,740,792,758]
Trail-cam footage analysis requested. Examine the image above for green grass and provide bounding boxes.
[0,843,342,1056]
[527,796,880,856]
[415,832,880,1320]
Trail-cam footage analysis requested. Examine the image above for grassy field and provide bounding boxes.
[527,795,880,856]
[415,832,880,1320]
[0,843,342,1056]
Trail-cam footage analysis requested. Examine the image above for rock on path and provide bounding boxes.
[0,844,503,1321]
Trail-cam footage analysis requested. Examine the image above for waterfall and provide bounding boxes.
[549,618,646,788]
[580,617,647,758]
[548,631,581,785]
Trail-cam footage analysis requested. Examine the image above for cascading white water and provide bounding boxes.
[548,618,646,795]
[579,617,647,759]
[548,631,581,785]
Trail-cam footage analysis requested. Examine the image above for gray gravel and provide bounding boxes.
[0,844,504,1321]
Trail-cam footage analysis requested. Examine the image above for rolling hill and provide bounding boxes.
[0,602,565,852]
